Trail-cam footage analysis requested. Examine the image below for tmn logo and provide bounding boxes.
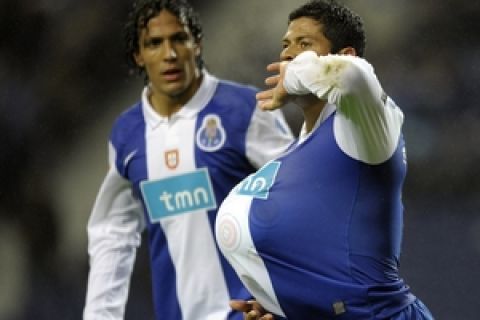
[235,161,281,199]
[140,168,217,221]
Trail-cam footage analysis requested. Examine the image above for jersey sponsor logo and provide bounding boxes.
[196,114,226,152]
[235,161,281,199]
[140,168,217,222]
[165,149,179,169]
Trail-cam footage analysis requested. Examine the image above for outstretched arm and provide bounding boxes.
[258,51,404,164]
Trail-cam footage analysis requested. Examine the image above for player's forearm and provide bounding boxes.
[84,244,137,319]
[283,51,384,106]
[85,212,141,320]
[84,166,144,319]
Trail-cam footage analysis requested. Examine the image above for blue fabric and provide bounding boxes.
[391,299,434,320]
[248,113,418,319]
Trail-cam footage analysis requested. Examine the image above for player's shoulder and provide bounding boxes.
[210,78,259,113]
[216,78,258,101]
[113,101,143,128]
[217,78,258,94]
[115,101,143,124]
[110,101,144,146]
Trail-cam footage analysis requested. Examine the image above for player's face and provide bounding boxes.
[280,17,332,61]
[134,10,201,100]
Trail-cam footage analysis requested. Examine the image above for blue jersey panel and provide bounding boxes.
[249,113,414,319]
[110,102,147,196]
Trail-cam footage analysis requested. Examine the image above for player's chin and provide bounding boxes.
[163,83,188,97]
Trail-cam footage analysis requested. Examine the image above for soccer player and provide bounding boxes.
[82,0,294,319]
[215,1,434,319]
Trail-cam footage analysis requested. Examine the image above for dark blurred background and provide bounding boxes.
[0,0,479,319]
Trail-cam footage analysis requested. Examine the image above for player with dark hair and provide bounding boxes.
[216,1,434,319]
[83,1,294,319]
[124,0,204,76]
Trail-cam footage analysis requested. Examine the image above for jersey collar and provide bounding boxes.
[142,70,219,128]
[298,103,336,142]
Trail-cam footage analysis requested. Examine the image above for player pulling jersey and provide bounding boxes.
[215,52,433,319]
[84,71,294,320]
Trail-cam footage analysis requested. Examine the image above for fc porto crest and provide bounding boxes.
[196,114,226,152]
[165,149,179,169]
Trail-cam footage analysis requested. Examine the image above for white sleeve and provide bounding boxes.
[83,143,145,320]
[246,107,295,168]
[284,51,404,164]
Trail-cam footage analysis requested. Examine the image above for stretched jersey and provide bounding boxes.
[216,52,432,319]
[84,71,294,320]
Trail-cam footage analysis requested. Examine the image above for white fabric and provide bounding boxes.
[246,107,293,168]
[145,107,231,320]
[284,51,404,164]
[216,187,286,317]
[84,154,144,320]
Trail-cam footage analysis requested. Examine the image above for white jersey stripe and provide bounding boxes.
[147,115,230,319]
[216,192,285,317]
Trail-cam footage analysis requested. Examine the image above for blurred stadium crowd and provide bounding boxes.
[0,0,479,319]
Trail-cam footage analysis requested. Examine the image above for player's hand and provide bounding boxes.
[256,61,290,111]
[230,299,275,320]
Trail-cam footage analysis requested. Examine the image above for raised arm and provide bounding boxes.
[260,51,404,164]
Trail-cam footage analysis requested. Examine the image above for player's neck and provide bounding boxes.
[149,76,203,117]
[301,99,327,133]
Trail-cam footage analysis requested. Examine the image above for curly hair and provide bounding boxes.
[289,0,366,57]
[124,0,203,78]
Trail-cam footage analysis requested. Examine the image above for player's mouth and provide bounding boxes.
[162,68,183,81]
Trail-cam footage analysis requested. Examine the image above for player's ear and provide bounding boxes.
[194,42,202,57]
[338,46,357,56]
[134,51,145,67]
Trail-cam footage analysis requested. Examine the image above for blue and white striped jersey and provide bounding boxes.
[216,52,432,319]
[84,71,294,320]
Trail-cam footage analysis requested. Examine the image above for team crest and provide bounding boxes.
[196,114,226,152]
[165,149,179,169]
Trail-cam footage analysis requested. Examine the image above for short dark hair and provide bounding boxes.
[289,0,366,57]
[124,0,203,78]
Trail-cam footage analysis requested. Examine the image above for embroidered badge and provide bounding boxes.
[196,114,226,152]
[165,149,179,169]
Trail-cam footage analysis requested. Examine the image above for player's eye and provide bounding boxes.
[299,41,311,49]
[172,32,189,43]
[144,37,162,47]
